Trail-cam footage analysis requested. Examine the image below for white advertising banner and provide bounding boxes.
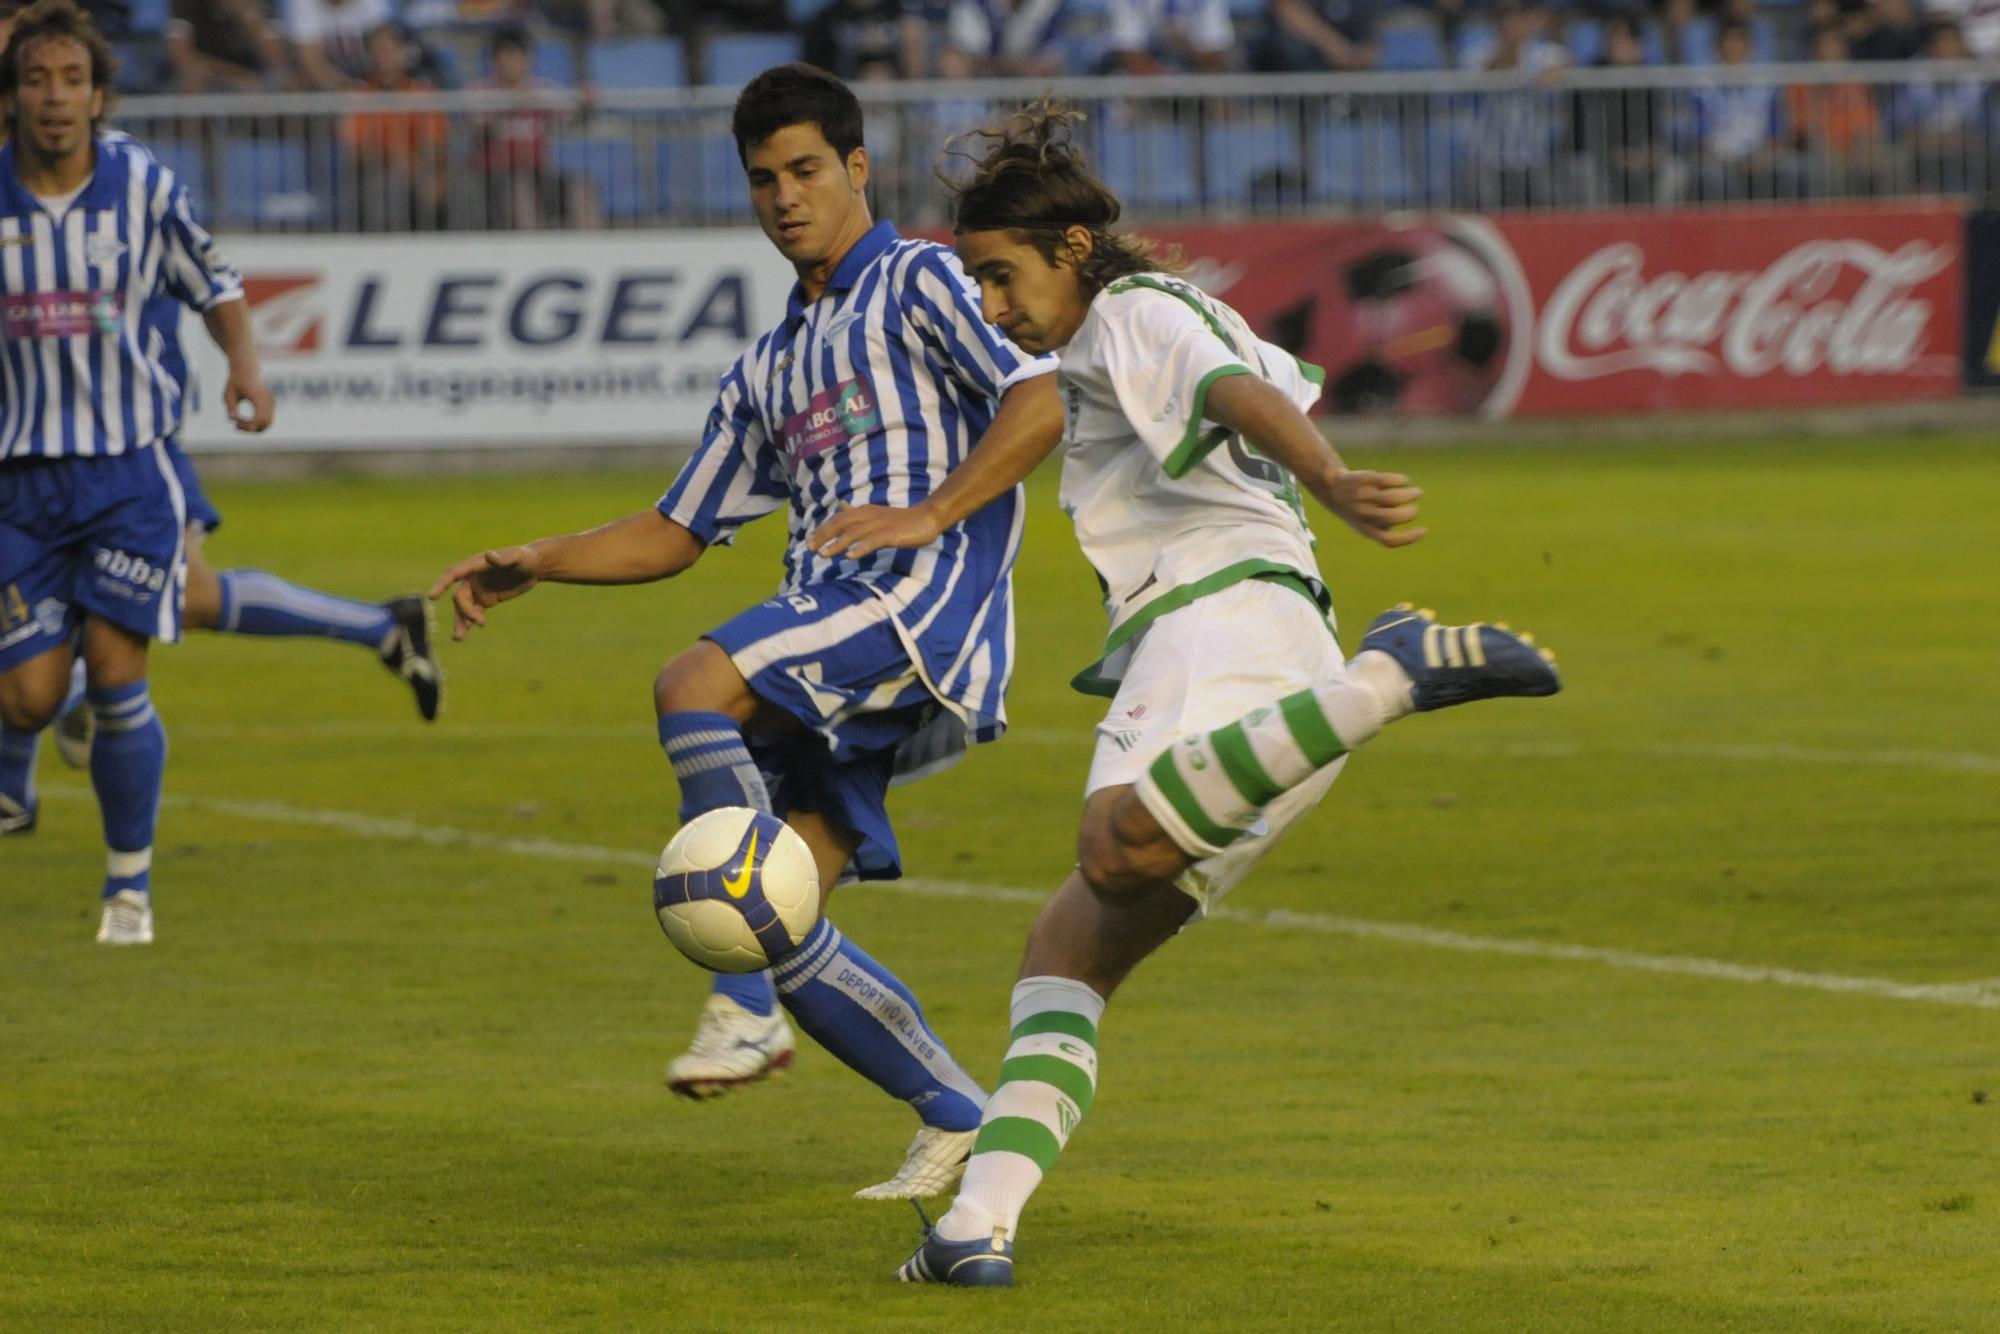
[181,230,794,452]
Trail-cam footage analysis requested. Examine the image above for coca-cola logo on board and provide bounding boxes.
[1538,240,1955,381]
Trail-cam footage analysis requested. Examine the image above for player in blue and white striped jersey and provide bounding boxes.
[2,123,442,841]
[0,0,265,944]
[432,64,1064,1200]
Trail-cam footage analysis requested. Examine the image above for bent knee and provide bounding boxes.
[653,640,751,719]
[0,684,65,732]
[1077,810,1188,897]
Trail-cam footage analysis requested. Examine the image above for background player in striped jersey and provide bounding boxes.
[807,100,1562,1285]
[0,17,441,863]
[430,64,1066,1199]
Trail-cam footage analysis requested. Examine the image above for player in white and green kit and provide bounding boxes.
[810,99,1563,1287]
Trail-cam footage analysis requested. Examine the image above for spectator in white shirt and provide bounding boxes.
[1104,0,1232,72]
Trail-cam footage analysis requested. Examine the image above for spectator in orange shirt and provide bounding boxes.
[342,22,447,229]
[1786,24,1885,194]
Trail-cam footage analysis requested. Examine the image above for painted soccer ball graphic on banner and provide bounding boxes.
[1285,221,1522,417]
[653,808,821,973]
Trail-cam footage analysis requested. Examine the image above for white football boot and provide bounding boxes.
[665,993,795,1099]
[96,889,154,946]
[854,1125,978,1200]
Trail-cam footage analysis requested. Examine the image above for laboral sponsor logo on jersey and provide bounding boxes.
[3,290,120,338]
[780,377,881,468]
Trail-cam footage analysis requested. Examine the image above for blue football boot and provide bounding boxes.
[1358,603,1562,711]
[897,1228,1015,1288]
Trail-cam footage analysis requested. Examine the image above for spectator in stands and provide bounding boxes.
[803,0,929,79]
[342,21,447,228]
[1888,23,1992,188]
[1104,0,1233,72]
[1251,0,1380,72]
[1690,20,1795,199]
[167,0,288,91]
[1459,0,1568,207]
[1920,0,2000,58]
[1786,23,1884,194]
[285,0,392,86]
[472,26,598,228]
[1848,0,1923,59]
[1567,15,1686,203]
[945,0,1067,76]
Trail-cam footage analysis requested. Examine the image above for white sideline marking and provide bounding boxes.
[162,723,2000,776]
[40,787,2000,1013]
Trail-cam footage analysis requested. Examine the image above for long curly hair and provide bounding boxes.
[940,97,1172,297]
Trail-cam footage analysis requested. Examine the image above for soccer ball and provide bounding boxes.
[652,807,821,973]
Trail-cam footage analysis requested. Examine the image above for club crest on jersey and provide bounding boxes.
[779,376,880,468]
[85,234,128,265]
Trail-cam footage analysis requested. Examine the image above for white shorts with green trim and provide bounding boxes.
[1083,577,1348,916]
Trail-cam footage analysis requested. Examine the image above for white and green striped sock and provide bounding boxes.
[1135,658,1410,859]
[934,977,1105,1244]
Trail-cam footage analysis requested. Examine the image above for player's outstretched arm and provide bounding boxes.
[427,510,705,641]
[1204,374,1427,549]
[808,373,1065,559]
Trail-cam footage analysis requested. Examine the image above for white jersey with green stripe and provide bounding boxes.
[1056,272,1328,694]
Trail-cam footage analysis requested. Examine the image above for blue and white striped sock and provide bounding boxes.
[217,570,394,650]
[772,917,987,1130]
[87,681,166,899]
[659,709,778,1017]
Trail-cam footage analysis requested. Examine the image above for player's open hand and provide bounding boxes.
[427,546,543,640]
[1321,469,1427,548]
[226,368,275,433]
[809,502,945,561]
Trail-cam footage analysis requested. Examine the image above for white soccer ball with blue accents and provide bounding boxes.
[653,807,821,973]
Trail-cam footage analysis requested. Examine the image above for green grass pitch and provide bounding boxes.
[3,432,1996,1332]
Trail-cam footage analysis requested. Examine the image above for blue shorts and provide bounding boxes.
[0,447,188,671]
[707,580,945,882]
[167,442,222,534]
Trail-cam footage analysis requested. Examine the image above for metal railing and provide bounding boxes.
[112,63,1999,233]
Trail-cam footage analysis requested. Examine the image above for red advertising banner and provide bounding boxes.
[1144,204,1963,419]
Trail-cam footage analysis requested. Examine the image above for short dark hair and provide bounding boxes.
[731,62,863,167]
[0,0,116,127]
[490,25,529,58]
[945,97,1166,299]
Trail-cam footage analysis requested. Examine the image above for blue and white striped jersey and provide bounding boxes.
[0,134,242,461]
[658,220,1056,741]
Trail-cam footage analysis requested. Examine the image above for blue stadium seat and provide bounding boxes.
[1678,15,1718,64]
[145,141,210,221]
[787,0,833,17]
[1565,18,1606,65]
[218,140,325,227]
[1308,121,1414,207]
[1096,122,1199,211]
[1201,121,1304,206]
[554,136,650,220]
[657,136,753,220]
[1422,118,1467,206]
[533,39,576,86]
[1380,24,1446,72]
[702,33,803,86]
[1453,20,1495,68]
[588,37,688,89]
[127,0,170,34]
